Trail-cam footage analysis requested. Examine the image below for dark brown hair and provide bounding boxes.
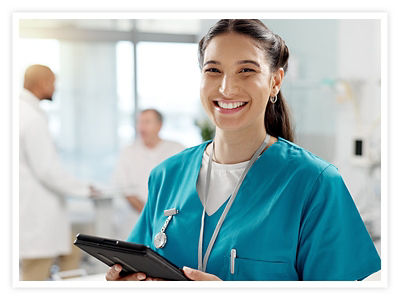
[198,19,294,142]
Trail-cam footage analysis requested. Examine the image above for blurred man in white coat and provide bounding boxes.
[112,109,185,239]
[19,64,99,280]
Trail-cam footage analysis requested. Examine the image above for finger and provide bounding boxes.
[182,266,221,281]
[149,277,164,281]
[144,276,164,281]
[119,272,147,281]
[105,264,123,281]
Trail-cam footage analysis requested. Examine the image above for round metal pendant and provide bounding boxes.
[154,232,167,249]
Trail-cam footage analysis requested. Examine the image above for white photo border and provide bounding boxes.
[12,11,388,289]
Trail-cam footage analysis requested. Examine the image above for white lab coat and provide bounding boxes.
[19,89,90,259]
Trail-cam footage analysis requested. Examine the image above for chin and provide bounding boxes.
[214,120,247,132]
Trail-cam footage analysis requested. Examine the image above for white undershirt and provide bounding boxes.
[196,150,250,216]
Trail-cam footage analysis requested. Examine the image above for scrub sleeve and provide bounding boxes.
[296,164,381,280]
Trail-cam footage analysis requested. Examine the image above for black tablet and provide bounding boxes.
[73,233,189,281]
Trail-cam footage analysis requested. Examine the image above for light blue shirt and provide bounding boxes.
[127,137,381,280]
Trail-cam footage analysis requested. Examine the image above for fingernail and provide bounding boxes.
[137,273,146,280]
[183,266,192,274]
[114,265,122,272]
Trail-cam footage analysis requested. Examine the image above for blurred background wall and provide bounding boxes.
[17,18,381,274]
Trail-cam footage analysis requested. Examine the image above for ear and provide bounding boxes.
[270,68,285,96]
[156,121,162,132]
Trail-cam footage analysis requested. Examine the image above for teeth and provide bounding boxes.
[217,101,246,109]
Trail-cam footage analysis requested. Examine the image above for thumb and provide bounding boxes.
[182,266,221,281]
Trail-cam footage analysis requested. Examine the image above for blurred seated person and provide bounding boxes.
[112,109,185,239]
[19,64,101,280]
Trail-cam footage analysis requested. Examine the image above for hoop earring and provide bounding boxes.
[270,95,278,104]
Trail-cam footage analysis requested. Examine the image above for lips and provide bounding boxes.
[213,100,249,114]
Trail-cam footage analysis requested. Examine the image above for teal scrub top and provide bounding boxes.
[127,137,381,281]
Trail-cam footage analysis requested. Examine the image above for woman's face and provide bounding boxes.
[200,32,279,133]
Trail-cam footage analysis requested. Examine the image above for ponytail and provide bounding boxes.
[264,91,294,142]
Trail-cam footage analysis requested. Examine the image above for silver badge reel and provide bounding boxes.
[154,208,179,249]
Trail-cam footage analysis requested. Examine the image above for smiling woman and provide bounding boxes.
[199,33,282,148]
[198,19,293,144]
[106,19,381,281]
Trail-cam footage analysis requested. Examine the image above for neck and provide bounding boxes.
[26,88,42,101]
[211,126,267,164]
[143,136,161,149]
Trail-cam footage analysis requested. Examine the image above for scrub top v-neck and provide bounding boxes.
[127,137,381,281]
[197,150,250,216]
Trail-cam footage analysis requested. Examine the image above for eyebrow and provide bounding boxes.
[237,60,261,68]
[203,60,261,68]
[203,60,220,66]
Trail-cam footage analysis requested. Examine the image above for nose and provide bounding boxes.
[218,74,239,97]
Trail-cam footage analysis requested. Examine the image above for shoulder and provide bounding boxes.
[160,139,186,151]
[276,139,350,212]
[117,142,138,157]
[149,141,208,179]
[272,137,336,179]
[20,100,41,121]
[19,101,47,133]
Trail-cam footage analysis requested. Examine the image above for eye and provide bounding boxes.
[204,67,221,73]
[239,68,256,73]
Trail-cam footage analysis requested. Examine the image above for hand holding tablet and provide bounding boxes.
[74,233,189,281]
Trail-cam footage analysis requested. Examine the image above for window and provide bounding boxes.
[116,41,135,146]
[137,42,203,147]
[136,19,201,34]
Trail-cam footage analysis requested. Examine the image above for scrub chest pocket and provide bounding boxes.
[226,250,296,281]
